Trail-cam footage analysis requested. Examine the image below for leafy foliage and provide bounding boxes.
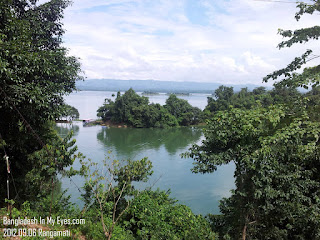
[263,1,320,89]
[165,94,203,126]
[187,103,320,239]
[0,0,82,206]
[97,88,180,128]
[305,85,320,121]
[80,155,154,239]
[59,104,79,121]
[25,128,81,201]
[204,85,300,115]
[186,2,320,239]
[123,189,216,240]
[79,155,215,239]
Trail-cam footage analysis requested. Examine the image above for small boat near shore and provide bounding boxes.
[82,118,95,126]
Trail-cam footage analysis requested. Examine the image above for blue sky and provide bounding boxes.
[41,0,319,85]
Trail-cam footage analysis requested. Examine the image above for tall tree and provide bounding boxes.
[205,85,234,112]
[0,0,82,205]
[165,94,202,126]
[186,1,320,239]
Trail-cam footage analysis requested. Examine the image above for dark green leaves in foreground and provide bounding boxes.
[79,156,216,239]
[124,189,216,240]
[0,0,82,205]
[187,1,320,238]
[187,104,320,239]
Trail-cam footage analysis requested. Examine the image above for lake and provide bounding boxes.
[64,91,212,119]
[59,91,235,215]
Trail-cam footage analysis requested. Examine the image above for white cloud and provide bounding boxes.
[243,51,274,69]
[54,0,320,85]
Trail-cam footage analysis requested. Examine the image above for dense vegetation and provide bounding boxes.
[97,84,318,129]
[204,85,299,112]
[0,0,82,206]
[76,157,216,239]
[97,88,202,127]
[184,2,320,239]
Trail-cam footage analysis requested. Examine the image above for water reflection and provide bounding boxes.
[55,123,80,137]
[96,127,202,157]
[55,123,235,215]
[59,91,236,215]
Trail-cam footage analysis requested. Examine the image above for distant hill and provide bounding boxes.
[76,79,265,93]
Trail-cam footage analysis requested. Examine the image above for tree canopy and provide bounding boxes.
[0,0,82,205]
[185,1,320,239]
[97,89,204,128]
[204,85,300,114]
[165,94,202,126]
[59,104,79,121]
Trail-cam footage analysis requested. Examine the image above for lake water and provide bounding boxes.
[64,91,211,119]
[59,91,235,215]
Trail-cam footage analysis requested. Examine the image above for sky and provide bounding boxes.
[44,0,320,85]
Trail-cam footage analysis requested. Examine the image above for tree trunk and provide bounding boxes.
[242,224,247,240]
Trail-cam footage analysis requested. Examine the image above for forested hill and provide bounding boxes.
[76,79,262,93]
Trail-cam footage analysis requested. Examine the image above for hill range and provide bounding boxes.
[76,79,264,93]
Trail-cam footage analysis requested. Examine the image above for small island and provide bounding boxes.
[165,92,190,96]
[97,88,203,128]
[141,91,160,96]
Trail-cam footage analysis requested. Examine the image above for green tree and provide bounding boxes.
[165,94,202,126]
[187,105,320,239]
[130,103,178,128]
[80,156,153,240]
[60,104,80,120]
[186,1,320,239]
[97,88,149,124]
[114,88,149,123]
[0,0,82,206]
[123,189,216,240]
[205,86,275,114]
[269,85,300,105]
[97,98,115,121]
[231,87,255,109]
[205,85,234,112]
[80,155,216,240]
[305,85,320,120]
[97,89,179,128]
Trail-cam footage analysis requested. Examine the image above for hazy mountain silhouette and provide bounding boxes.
[76,79,264,93]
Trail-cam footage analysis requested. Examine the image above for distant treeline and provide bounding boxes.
[97,85,320,128]
[206,85,299,111]
[76,79,260,93]
[204,85,320,121]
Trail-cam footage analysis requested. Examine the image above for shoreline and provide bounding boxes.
[83,119,206,128]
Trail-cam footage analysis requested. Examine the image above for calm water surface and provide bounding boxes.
[59,91,235,215]
[65,91,211,119]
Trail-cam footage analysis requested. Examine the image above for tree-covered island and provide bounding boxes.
[97,88,202,127]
